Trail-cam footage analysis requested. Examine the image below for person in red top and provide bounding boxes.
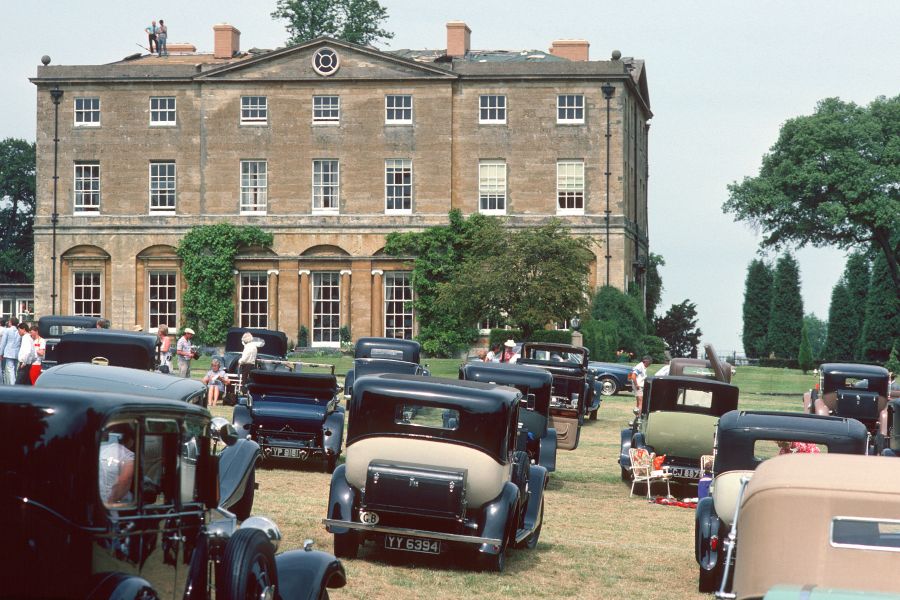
[777,440,821,455]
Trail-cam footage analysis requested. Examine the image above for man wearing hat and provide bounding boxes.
[176,328,196,378]
[500,339,519,363]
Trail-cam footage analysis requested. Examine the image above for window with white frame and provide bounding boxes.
[149,161,176,213]
[73,271,102,317]
[479,160,507,214]
[17,300,34,322]
[241,96,267,124]
[557,94,584,124]
[74,162,100,213]
[479,95,506,124]
[0,299,12,320]
[312,159,339,213]
[240,160,267,214]
[555,319,571,330]
[239,272,268,328]
[313,95,340,123]
[385,159,412,213]
[74,97,100,126]
[148,271,177,330]
[478,316,506,332]
[557,160,585,213]
[312,272,341,346]
[384,272,413,339]
[385,95,412,124]
[150,97,176,126]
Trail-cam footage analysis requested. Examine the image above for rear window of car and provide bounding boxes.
[753,440,828,461]
[832,517,900,551]
[395,405,459,431]
[677,388,713,408]
[49,325,86,336]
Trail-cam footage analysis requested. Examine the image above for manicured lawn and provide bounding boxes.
[207,362,816,599]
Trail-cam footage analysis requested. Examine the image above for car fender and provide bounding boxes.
[233,404,253,439]
[326,464,357,534]
[219,438,260,511]
[477,481,519,554]
[619,427,633,468]
[538,430,557,472]
[274,548,346,600]
[695,496,720,568]
[522,464,548,533]
[344,368,355,399]
[323,408,345,456]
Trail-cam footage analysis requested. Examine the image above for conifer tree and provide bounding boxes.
[842,252,871,359]
[767,254,804,359]
[798,320,814,373]
[859,253,900,362]
[822,281,856,361]
[741,259,773,358]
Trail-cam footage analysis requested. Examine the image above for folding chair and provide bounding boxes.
[629,447,672,499]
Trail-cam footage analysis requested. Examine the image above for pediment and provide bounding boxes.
[198,38,455,82]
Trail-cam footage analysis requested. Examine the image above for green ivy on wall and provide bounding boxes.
[176,223,273,345]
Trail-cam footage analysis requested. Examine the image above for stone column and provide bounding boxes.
[340,269,352,334]
[298,270,311,346]
[267,269,279,330]
[370,269,384,338]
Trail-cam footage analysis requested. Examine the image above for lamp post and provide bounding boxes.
[600,82,615,287]
[50,83,63,315]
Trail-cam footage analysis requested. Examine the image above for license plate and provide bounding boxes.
[384,535,441,554]
[271,447,301,458]
[668,466,701,479]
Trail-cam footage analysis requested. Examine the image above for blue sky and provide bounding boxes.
[5,0,899,352]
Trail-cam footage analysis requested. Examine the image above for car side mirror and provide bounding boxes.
[211,416,238,446]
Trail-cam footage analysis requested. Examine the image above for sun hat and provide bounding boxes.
[184,327,195,335]
[504,339,516,348]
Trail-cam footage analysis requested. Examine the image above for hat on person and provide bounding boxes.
[132,325,143,332]
[241,332,254,344]
[504,339,516,348]
[184,328,195,335]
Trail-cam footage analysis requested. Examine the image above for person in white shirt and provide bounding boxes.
[237,332,258,393]
[16,322,35,385]
[631,355,652,413]
[28,324,44,384]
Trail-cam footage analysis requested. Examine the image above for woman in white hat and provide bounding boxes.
[237,331,258,391]
[501,339,518,363]
[176,328,196,378]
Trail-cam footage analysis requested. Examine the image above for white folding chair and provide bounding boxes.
[629,447,672,499]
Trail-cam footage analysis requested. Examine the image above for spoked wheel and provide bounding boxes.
[599,376,618,397]
[219,528,277,600]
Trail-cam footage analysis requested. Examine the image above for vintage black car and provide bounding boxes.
[219,327,290,374]
[588,361,633,397]
[53,328,159,370]
[0,385,346,600]
[803,363,892,452]
[233,366,345,473]
[343,337,427,400]
[695,410,868,593]
[323,374,547,572]
[619,376,739,484]
[37,314,108,369]
[517,342,596,450]
[459,361,557,472]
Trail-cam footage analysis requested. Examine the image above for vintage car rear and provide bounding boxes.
[52,328,159,370]
[730,454,900,600]
[517,342,595,449]
[233,368,345,472]
[324,374,546,571]
[696,411,868,592]
[620,376,739,483]
[459,361,557,472]
[343,336,426,399]
[37,314,108,369]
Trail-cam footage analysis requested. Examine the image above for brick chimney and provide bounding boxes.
[213,24,241,59]
[549,39,590,61]
[446,21,471,57]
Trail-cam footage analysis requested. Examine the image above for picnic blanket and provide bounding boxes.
[653,496,697,509]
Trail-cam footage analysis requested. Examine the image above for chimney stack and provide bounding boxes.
[549,39,590,61]
[214,23,241,59]
[446,21,471,57]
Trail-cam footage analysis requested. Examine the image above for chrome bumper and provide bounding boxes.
[322,519,501,546]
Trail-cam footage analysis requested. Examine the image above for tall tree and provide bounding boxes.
[654,300,703,358]
[842,252,871,359]
[822,281,856,361]
[741,259,773,358]
[803,313,828,361]
[0,138,36,283]
[797,320,814,373]
[272,0,394,46]
[592,285,648,353]
[767,254,804,359]
[723,95,900,298]
[858,252,900,362]
[644,253,665,322]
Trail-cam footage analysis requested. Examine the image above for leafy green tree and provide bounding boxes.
[724,95,900,298]
[767,254,804,359]
[435,220,593,341]
[272,0,393,46]
[176,224,273,345]
[858,252,900,362]
[842,252,872,359]
[644,253,665,321]
[798,320,814,373]
[654,300,702,358]
[803,313,828,361]
[741,259,773,358]
[591,285,648,354]
[385,210,502,356]
[581,318,618,363]
[822,281,856,361]
[885,342,900,375]
[0,138,36,283]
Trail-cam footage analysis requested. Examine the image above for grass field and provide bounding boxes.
[207,363,817,600]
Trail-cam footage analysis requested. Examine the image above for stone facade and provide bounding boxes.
[31,25,651,345]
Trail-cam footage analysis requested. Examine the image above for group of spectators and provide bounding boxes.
[0,317,44,385]
[477,339,521,363]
